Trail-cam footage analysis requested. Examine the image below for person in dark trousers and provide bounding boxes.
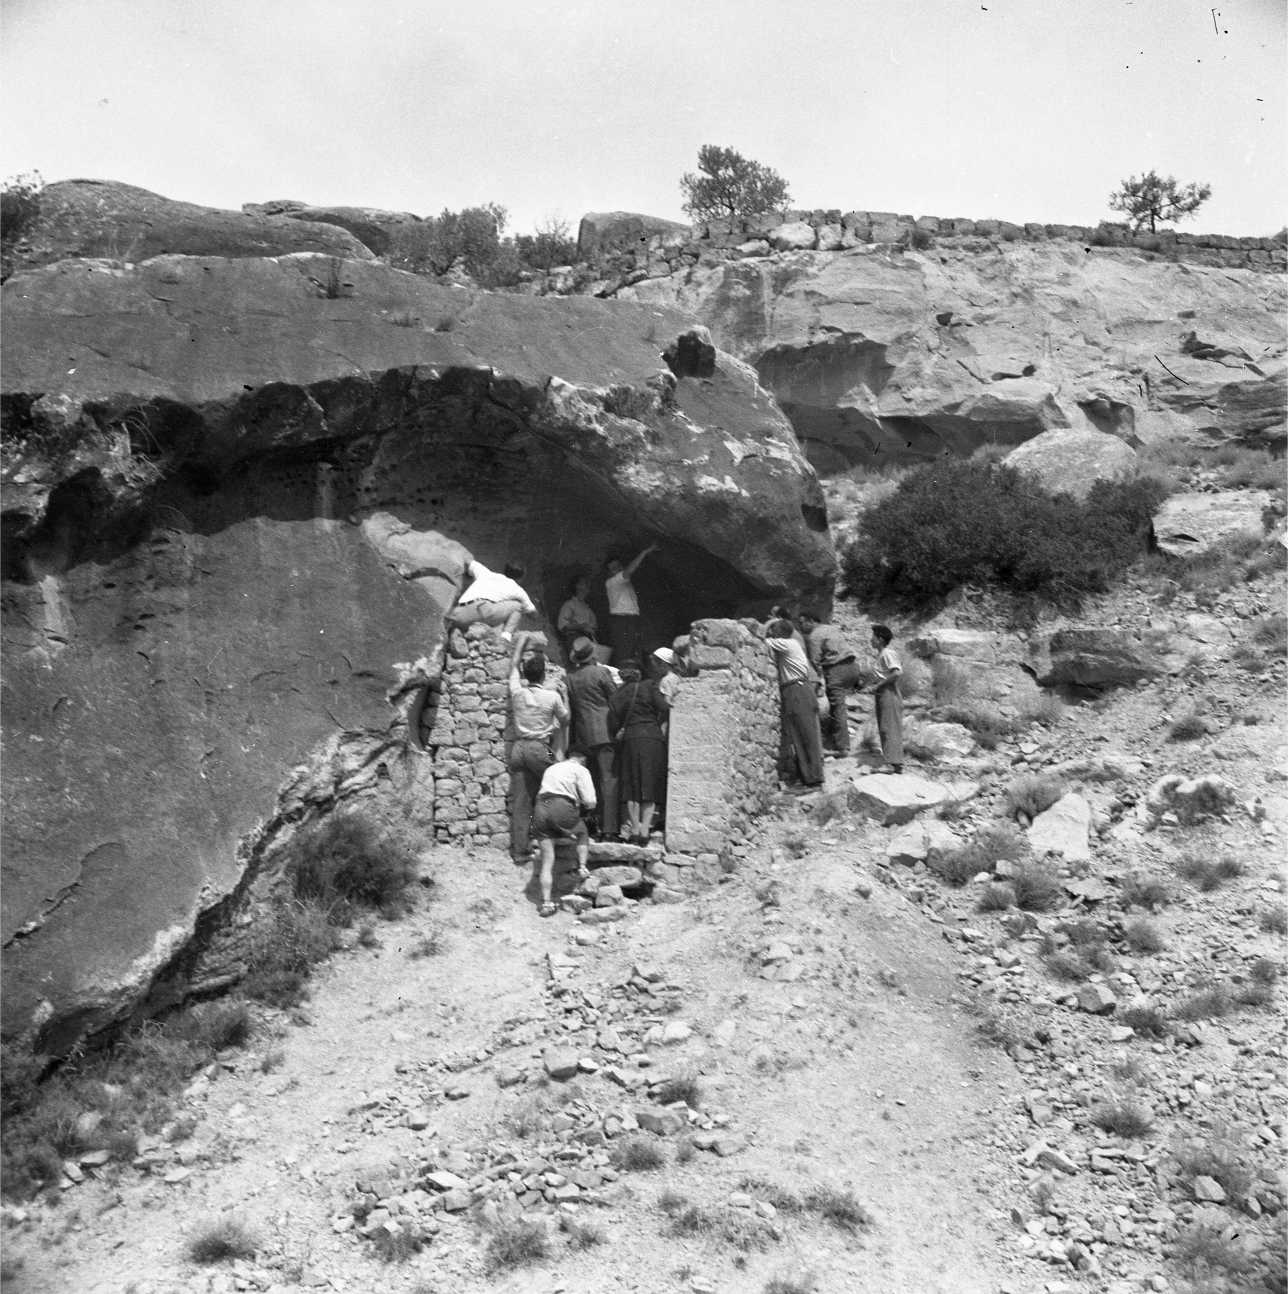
[765,617,824,789]
[604,543,658,665]
[506,632,569,864]
[868,624,904,774]
[607,659,670,842]
[797,609,863,756]
[530,749,595,917]
[565,636,620,839]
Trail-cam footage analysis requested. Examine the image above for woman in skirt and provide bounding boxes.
[607,660,671,844]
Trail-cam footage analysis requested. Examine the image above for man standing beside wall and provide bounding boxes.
[797,609,862,758]
[506,632,569,864]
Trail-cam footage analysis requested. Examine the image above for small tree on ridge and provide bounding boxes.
[680,145,791,224]
[1108,170,1211,233]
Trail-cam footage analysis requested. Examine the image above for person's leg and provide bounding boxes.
[509,740,552,862]
[447,601,483,628]
[573,820,590,879]
[625,801,642,839]
[876,687,904,772]
[783,683,824,786]
[639,801,655,840]
[591,744,619,837]
[609,616,631,664]
[537,839,556,909]
[825,661,862,754]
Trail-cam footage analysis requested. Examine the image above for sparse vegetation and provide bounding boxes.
[1120,873,1171,911]
[560,1214,604,1249]
[977,882,1016,912]
[1124,918,1166,954]
[1175,852,1245,893]
[764,1273,818,1294]
[1167,712,1209,742]
[1259,905,1288,934]
[1118,1004,1169,1038]
[930,822,1027,887]
[1174,1135,1255,1201]
[1090,1098,1153,1138]
[407,927,446,958]
[1174,985,1235,1021]
[612,1136,666,1171]
[802,1184,872,1233]
[290,810,418,922]
[485,1215,549,1270]
[1004,773,1067,821]
[653,1075,703,1109]
[1,171,43,279]
[1011,861,1064,912]
[187,1216,259,1264]
[658,1191,781,1250]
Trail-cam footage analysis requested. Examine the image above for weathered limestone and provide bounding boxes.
[1028,793,1093,861]
[1154,490,1276,557]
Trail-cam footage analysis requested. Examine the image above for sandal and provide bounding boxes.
[538,901,558,918]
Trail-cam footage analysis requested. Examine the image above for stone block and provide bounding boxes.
[816,223,845,251]
[846,774,952,826]
[1028,793,1091,861]
[769,221,817,251]
[689,643,735,670]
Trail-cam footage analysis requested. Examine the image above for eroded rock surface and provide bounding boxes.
[619,243,1286,469]
[1,253,833,1050]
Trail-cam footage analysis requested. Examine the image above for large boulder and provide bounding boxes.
[1027,628,1173,688]
[1,249,834,1052]
[577,212,690,262]
[1027,793,1092,861]
[847,773,952,825]
[8,180,373,274]
[1154,489,1275,557]
[1003,429,1138,500]
[620,243,1286,468]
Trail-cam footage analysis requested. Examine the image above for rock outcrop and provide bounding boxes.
[241,201,421,256]
[7,180,374,275]
[618,242,1286,469]
[577,212,689,263]
[1,251,833,1051]
[1154,489,1277,557]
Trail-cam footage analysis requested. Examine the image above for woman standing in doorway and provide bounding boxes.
[607,660,670,844]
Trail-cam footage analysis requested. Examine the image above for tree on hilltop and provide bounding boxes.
[1108,170,1211,233]
[680,146,791,224]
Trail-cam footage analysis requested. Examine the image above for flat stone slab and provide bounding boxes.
[847,773,952,825]
[1154,490,1274,557]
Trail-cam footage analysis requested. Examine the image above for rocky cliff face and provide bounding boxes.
[1,251,832,1052]
[617,242,1286,471]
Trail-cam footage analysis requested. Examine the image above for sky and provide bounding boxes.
[2,0,1284,236]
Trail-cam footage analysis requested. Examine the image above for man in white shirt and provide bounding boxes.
[765,617,824,789]
[448,559,536,641]
[604,543,658,664]
[530,750,596,917]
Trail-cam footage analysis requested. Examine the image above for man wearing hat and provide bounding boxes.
[566,636,621,839]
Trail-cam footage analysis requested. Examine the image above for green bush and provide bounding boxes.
[1,172,42,279]
[386,203,526,287]
[840,459,1167,609]
[1004,773,1067,821]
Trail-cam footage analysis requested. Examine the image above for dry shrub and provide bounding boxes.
[1124,919,1166,954]
[1004,773,1067,821]
[1090,1098,1152,1138]
[1012,861,1063,912]
[188,1216,259,1264]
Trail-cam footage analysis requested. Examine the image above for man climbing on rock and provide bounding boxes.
[566,636,621,840]
[447,558,536,644]
[604,542,659,664]
[507,631,569,865]
[765,617,824,790]
[531,748,595,918]
[797,609,863,758]
[868,624,904,775]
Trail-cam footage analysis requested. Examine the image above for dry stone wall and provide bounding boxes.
[566,208,1285,294]
[664,618,780,858]
[420,618,782,860]
[422,626,513,848]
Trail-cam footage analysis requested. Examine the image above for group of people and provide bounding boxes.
[766,609,904,790]
[505,631,682,917]
[444,550,905,914]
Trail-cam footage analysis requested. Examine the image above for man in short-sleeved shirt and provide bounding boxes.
[449,559,536,641]
[868,624,904,774]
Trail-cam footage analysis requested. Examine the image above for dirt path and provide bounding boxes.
[6,811,1038,1294]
